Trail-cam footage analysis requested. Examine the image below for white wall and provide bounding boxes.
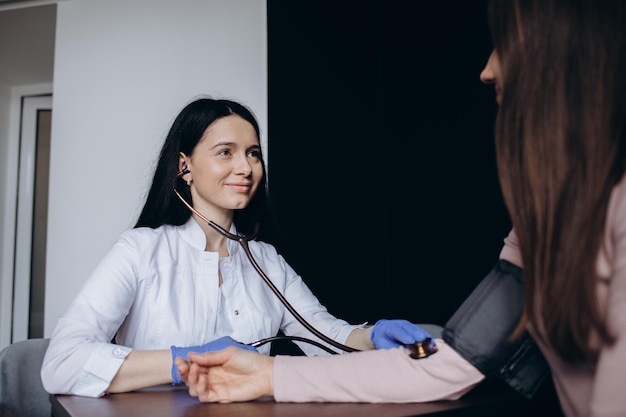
[44,0,267,336]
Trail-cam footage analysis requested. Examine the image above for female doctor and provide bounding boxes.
[40,96,433,398]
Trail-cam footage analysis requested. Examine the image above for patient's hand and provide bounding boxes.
[175,346,275,402]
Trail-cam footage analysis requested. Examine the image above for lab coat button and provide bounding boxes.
[112,348,123,357]
[234,309,239,315]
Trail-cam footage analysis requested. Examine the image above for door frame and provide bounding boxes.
[0,84,52,348]
[13,94,52,342]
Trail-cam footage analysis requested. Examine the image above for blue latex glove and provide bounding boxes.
[170,336,258,384]
[370,319,434,350]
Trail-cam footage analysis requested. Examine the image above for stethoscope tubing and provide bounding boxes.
[174,189,359,354]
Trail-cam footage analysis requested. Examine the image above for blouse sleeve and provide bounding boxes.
[273,338,484,402]
[589,187,626,417]
[498,228,523,267]
[40,233,139,397]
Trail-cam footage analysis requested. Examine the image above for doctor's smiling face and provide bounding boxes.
[480,50,503,104]
[179,114,263,218]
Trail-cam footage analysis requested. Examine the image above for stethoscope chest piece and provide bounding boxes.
[407,338,439,359]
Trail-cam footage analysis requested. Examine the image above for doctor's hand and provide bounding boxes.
[171,336,258,385]
[370,319,435,350]
[175,347,274,402]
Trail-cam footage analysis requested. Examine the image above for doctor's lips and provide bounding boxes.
[226,182,253,192]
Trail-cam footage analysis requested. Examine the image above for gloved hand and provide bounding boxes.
[370,319,434,350]
[171,336,258,384]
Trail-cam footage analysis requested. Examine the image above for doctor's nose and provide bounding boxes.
[233,154,253,176]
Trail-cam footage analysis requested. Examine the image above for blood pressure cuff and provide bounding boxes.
[441,259,550,399]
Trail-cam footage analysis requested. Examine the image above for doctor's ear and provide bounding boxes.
[177,154,192,185]
[178,153,191,177]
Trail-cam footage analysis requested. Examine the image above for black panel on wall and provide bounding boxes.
[267,0,511,327]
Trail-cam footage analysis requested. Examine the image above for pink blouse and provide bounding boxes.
[500,178,626,417]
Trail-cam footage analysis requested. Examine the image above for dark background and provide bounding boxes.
[266,0,510,330]
[265,3,566,414]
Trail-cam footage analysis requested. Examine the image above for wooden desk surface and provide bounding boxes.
[50,380,529,417]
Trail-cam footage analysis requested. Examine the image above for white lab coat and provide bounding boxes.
[41,217,360,397]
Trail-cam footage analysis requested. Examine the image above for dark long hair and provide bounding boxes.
[134,96,274,241]
[489,0,626,362]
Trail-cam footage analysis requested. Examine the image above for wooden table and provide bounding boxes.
[50,380,534,417]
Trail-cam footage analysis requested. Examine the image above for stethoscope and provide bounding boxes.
[174,180,436,359]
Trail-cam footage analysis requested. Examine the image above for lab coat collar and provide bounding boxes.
[178,216,240,255]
